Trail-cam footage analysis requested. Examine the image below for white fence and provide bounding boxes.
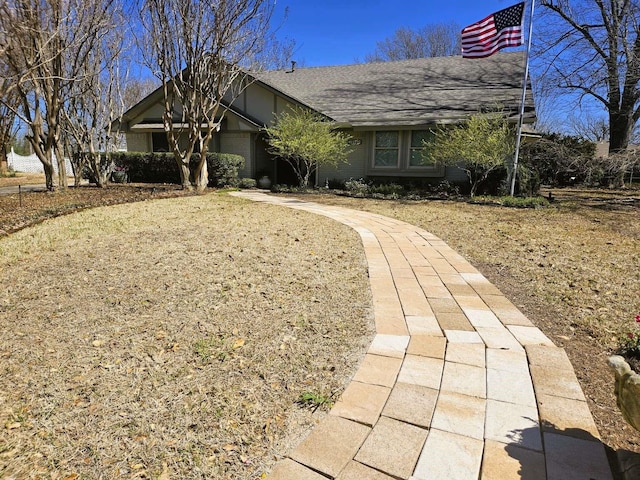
[7,147,73,174]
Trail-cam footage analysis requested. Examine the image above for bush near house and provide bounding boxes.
[85,152,244,187]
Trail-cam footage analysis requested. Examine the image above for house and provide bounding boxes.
[117,51,535,187]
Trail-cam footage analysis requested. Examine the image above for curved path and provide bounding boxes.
[232,191,614,480]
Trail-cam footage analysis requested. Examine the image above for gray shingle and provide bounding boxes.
[255,52,534,127]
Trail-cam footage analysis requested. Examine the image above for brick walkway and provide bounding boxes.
[231,191,614,480]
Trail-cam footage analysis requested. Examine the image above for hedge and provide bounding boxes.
[100,151,244,187]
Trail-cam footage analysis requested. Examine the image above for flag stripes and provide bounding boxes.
[461,2,525,58]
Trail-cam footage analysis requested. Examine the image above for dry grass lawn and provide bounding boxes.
[0,172,49,188]
[0,192,373,479]
[0,180,639,478]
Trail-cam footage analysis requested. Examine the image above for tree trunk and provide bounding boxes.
[55,143,68,190]
[609,111,632,153]
[194,159,208,191]
[178,160,192,190]
[43,160,55,191]
[0,150,7,175]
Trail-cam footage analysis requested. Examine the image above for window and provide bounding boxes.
[152,132,169,152]
[409,130,435,167]
[370,129,443,176]
[374,131,399,167]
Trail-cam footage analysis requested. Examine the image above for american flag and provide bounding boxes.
[461,2,525,59]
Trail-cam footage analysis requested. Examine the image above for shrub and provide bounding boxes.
[369,182,404,196]
[238,177,257,189]
[104,151,244,186]
[204,153,244,187]
[344,178,369,195]
[470,195,549,208]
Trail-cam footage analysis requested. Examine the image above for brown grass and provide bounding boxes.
[0,172,48,188]
[1,183,639,478]
[0,192,373,479]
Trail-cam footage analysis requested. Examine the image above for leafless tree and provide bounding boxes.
[536,0,640,154]
[364,23,461,62]
[62,9,127,187]
[569,113,609,142]
[0,58,19,174]
[1,0,119,190]
[139,0,276,190]
[121,77,159,111]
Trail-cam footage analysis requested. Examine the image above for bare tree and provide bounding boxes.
[121,77,159,111]
[1,0,119,190]
[139,0,276,190]
[364,23,461,62]
[536,0,640,153]
[0,63,19,174]
[62,9,126,187]
[569,113,609,142]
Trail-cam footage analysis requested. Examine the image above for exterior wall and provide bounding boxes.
[275,96,296,122]
[126,133,150,152]
[318,131,368,183]
[444,166,468,184]
[243,83,275,124]
[220,132,253,178]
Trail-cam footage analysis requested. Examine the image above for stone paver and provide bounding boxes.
[368,333,410,359]
[440,361,486,398]
[536,392,601,441]
[288,415,370,478]
[430,391,486,440]
[544,432,614,480]
[480,440,547,479]
[413,429,484,480]
[352,353,402,388]
[355,416,428,479]
[486,366,537,407]
[336,461,397,480]
[445,342,486,367]
[382,382,438,428]
[406,335,446,358]
[330,381,391,427]
[405,315,443,336]
[397,354,444,389]
[485,399,543,451]
[230,193,613,480]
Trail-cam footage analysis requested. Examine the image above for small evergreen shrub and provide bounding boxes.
[344,178,369,195]
[238,177,257,189]
[105,151,244,186]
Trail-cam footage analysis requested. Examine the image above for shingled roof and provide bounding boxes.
[255,51,535,128]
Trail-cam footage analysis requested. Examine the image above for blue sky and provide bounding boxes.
[272,0,529,66]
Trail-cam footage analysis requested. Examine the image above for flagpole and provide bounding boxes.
[510,0,536,196]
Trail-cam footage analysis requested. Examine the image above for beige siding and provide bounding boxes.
[126,133,150,152]
[445,166,468,183]
[220,132,253,178]
[244,83,275,124]
[275,97,296,122]
[318,131,368,183]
